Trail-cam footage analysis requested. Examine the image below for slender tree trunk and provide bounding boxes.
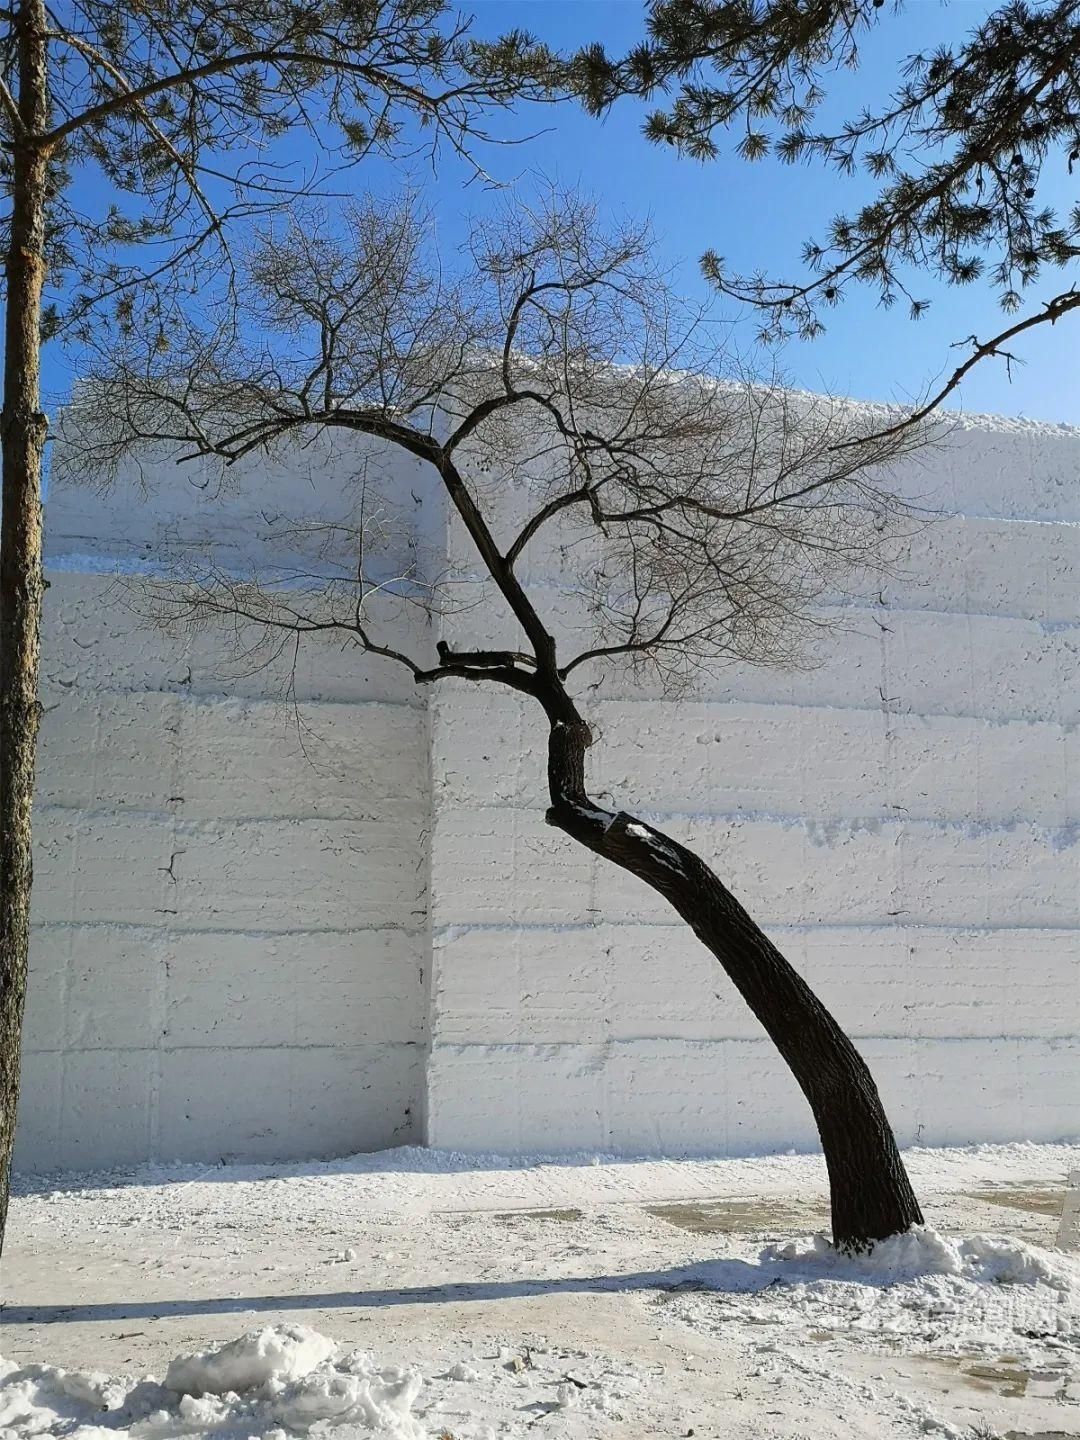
[0,0,49,1256]
[435,443,920,1249]
[544,710,923,1252]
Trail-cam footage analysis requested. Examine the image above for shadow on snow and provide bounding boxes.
[2,1259,785,1325]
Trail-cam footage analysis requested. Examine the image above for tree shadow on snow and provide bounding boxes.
[2,1258,778,1325]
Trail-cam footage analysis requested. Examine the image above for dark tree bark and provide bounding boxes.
[425,447,923,1252]
[542,701,923,1252]
[69,249,929,1253]
[0,0,49,1256]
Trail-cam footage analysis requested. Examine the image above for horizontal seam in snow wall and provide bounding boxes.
[429,919,1080,938]
[40,685,422,712]
[432,807,1080,843]
[427,1034,1080,1051]
[32,919,424,938]
[34,804,426,827]
[24,1040,425,1056]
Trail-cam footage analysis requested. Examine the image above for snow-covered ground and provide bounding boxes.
[3,1143,1080,1438]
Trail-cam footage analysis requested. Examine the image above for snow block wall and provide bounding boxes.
[17,440,434,1171]
[16,411,1080,1170]
[425,415,1080,1156]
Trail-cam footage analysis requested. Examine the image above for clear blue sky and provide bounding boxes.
[463,0,1079,425]
[46,0,1079,426]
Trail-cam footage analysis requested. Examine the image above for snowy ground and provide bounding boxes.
[3,1142,1080,1439]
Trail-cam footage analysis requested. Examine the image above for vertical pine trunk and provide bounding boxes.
[545,715,923,1252]
[0,0,49,1256]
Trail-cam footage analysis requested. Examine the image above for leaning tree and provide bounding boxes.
[576,0,1080,435]
[0,0,563,1252]
[66,192,931,1251]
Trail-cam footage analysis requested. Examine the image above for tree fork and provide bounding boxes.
[435,433,920,1250]
[543,704,923,1252]
[0,0,50,1256]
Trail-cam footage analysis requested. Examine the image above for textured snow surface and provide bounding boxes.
[769,1223,1079,1289]
[6,1143,1080,1438]
[4,1229,1079,1439]
[15,1139,1080,1230]
[163,1326,341,1396]
[673,1224,1080,1364]
[0,1325,423,1438]
[25,413,1080,1172]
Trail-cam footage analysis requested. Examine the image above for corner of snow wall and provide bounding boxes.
[18,430,443,1172]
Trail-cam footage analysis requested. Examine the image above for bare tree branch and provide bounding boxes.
[67,189,934,699]
[830,285,1080,449]
[67,187,938,1252]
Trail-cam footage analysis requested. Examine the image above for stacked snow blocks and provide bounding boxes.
[15,411,1080,1169]
[16,440,433,1171]
[425,416,1080,1155]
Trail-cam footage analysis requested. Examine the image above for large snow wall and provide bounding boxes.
[15,410,1080,1171]
[16,436,435,1171]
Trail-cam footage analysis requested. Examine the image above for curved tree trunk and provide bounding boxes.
[544,712,923,1252]
[432,437,921,1251]
[0,0,49,1256]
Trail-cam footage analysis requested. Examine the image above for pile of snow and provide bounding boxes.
[675,1227,1080,1361]
[0,1324,424,1439]
[163,1327,341,1398]
[767,1224,1080,1291]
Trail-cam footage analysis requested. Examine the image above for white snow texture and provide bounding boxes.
[0,1324,424,1438]
[16,409,1080,1169]
[4,1220,1080,1438]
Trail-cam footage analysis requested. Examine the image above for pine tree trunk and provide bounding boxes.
[0,0,49,1256]
[544,714,923,1252]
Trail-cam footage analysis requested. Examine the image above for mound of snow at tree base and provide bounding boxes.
[3,1228,1079,1438]
[678,1226,1080,1360]
[768,1224,1078,1289]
